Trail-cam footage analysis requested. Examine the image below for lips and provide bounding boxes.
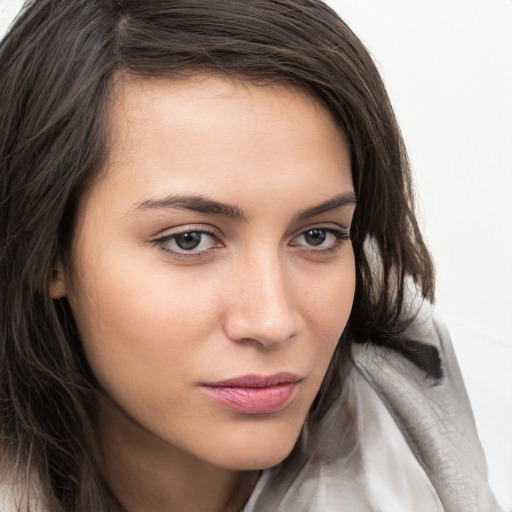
[201,372,300,414]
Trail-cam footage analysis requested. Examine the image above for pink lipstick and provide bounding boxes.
[201,372,300,414]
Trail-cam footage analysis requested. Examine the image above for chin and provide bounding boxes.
[218,446,296,472]
[205,419,304,471]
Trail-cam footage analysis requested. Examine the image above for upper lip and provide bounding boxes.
[202,372,301,388]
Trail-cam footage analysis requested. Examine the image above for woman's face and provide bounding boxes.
[55,76,356,471]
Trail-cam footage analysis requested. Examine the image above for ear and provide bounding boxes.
[49,260,67,299]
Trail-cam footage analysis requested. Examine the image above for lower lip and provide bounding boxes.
[202,382,297,414]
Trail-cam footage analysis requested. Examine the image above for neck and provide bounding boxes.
[96,395,260,512]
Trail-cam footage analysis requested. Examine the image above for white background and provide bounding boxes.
[1,0,511,508]
[326,0,512,349]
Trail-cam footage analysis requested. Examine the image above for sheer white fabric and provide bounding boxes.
[244,366,443,512]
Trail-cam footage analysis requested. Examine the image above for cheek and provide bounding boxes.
[296,255,356,378]
[66,245,223,404]
[302,258,355,339]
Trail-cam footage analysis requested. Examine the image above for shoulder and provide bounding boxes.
[353,306,501,512]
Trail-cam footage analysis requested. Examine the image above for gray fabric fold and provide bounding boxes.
[246,314,501,511]
[353,316,501,512]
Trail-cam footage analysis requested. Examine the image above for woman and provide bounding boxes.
[0,1,499,511]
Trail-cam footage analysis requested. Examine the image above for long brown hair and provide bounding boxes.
[0,1,434,510]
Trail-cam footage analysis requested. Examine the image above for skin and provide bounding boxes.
[51,75,356,512]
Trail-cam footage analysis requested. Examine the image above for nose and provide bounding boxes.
[223,251,300,348]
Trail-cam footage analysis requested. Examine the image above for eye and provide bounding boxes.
[154,229,221,255]
[302,229,328,246]
[291,227,349,251]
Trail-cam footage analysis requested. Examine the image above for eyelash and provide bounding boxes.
[152,225,350,259]
[152,226,221,258]
[289,227,350,255]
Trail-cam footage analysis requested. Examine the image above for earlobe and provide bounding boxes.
[49,262,67,299]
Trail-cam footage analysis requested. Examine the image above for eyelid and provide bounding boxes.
[288,224,350,253]
[151,224,224,257]
[289,223,350,241]
[150,223,221,239]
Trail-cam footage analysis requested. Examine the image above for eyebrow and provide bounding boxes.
[134,194,245,219]
[292,192,357,222]
[132,191,356,220]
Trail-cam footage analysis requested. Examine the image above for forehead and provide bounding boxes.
[89,74,353,217]
[107,73,344,157]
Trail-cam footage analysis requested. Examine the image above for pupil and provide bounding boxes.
[176,232,202,250]
[305,229,326,246]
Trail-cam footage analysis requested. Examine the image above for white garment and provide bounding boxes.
[1,315,501,511]
[244,315,501,512]
[244,365,443,512]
